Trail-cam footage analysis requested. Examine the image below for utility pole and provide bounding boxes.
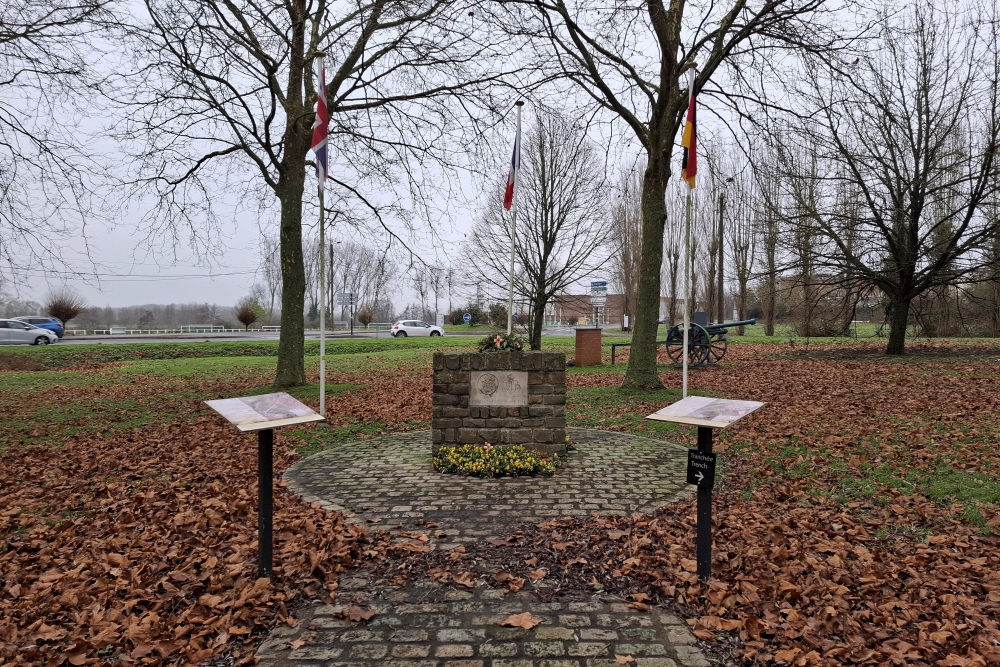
[717,177,733,324]
[717,190,725,324]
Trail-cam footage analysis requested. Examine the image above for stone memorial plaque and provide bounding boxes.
[470,370,529,407]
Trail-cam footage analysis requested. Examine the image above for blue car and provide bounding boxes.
[15,316,65,338]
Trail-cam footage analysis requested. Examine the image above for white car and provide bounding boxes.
[0,319,59,345]
[392,320,444,337]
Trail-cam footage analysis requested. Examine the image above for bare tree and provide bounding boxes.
[1,0,109,286]
[727,174,755,334]
[773,1,1000,353]
[259,235,282,318]
[464,112,609,349]
[412,272,429,321]
[610,163,644,330]
[328,240,397,321]
[495,0,850,387]
[109,0,513,386]
[44,288,88,325]
[754,151,783,336]
[428,266,445,323]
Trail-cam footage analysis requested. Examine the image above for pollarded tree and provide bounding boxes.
[494,0,852,388]
[773,1,1000,354]
[108,0,513,386]
[464,112,609,350]
[44,288,88,325]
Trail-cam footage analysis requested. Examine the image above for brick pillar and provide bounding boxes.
[575,328,603,366]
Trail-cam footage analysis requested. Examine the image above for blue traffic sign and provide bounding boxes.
[463,313,472,322]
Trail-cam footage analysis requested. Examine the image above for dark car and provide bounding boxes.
[14,316,65,338]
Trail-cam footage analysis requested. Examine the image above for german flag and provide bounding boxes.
[680,71,697,189]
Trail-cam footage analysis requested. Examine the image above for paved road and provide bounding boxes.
[51,328,616,346]
[54,330,392,345]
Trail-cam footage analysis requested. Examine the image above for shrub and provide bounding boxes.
[451,304,484,326]
[477,331,526,352]
[234,296,266,330]
[488,302,507,326]
[356,306,376,326]
[567,316,579,326]
[433,444,558,478]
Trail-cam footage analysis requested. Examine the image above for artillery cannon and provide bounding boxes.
[665,318,756,367]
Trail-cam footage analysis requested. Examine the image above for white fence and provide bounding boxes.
[63,322,396,336]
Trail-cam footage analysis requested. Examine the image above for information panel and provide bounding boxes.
[646,395,765,428]
[205,392,324,432]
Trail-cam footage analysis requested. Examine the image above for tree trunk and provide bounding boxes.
[885,296,911,355]
[274,169,308,386]
[623,163,667,389]
[530,293,545,350]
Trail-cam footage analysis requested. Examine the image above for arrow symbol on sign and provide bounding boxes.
[695,471,704,483]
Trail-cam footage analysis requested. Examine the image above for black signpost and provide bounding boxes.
[257,428,274,577]
[647,396,765,582]
[692,427,716,581]
[205,393,325,579]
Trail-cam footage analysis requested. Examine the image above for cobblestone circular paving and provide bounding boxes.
[285,428,690,549]
[261,429,708,667]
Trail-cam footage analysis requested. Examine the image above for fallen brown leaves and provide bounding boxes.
[0,419,388,665]
[502,612,542,629]
[377,341,1000,666]
[0,360,434,666]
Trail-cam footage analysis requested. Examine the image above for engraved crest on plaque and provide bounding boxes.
[470,370,529,406]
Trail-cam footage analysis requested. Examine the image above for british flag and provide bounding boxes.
[311,59,328,188]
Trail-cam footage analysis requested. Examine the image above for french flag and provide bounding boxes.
[503,122,520,210]
[311,59,328,189]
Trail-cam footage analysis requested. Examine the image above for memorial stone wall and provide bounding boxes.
[432,351,567,455]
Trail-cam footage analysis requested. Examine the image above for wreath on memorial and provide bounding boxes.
[477,331,526,353]
[434,444,558,478]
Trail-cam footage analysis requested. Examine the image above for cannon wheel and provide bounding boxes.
[665,324,711,367]
[708,331,728,364]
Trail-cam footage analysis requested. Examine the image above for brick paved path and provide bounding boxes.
[259,429,710,667]
[285,428,689,550]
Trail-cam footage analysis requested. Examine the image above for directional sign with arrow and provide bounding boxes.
[687,450,717,487]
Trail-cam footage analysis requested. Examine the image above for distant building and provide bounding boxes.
[544,293,687,328]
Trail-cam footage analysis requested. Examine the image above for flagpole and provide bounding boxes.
[319,185,326,416]
[683,187,691,398]
[506,100,523,336]
[315,52,327,418]
[681,66,697,399]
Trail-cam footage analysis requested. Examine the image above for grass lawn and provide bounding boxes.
[2,336,999,664]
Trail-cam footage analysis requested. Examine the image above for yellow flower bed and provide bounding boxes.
[433,444,558,478]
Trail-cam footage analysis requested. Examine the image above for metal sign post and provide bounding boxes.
[257,428,274,577]
[647,396,765,581]
[336,293,357,337]
[590,281,607,328]
[205,393,325,579]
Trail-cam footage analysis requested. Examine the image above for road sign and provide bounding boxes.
[687,450,717,487]
[590,281,607,288]
[336,292,357,305]
[463,313,471,323]
[590,295,607,306]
